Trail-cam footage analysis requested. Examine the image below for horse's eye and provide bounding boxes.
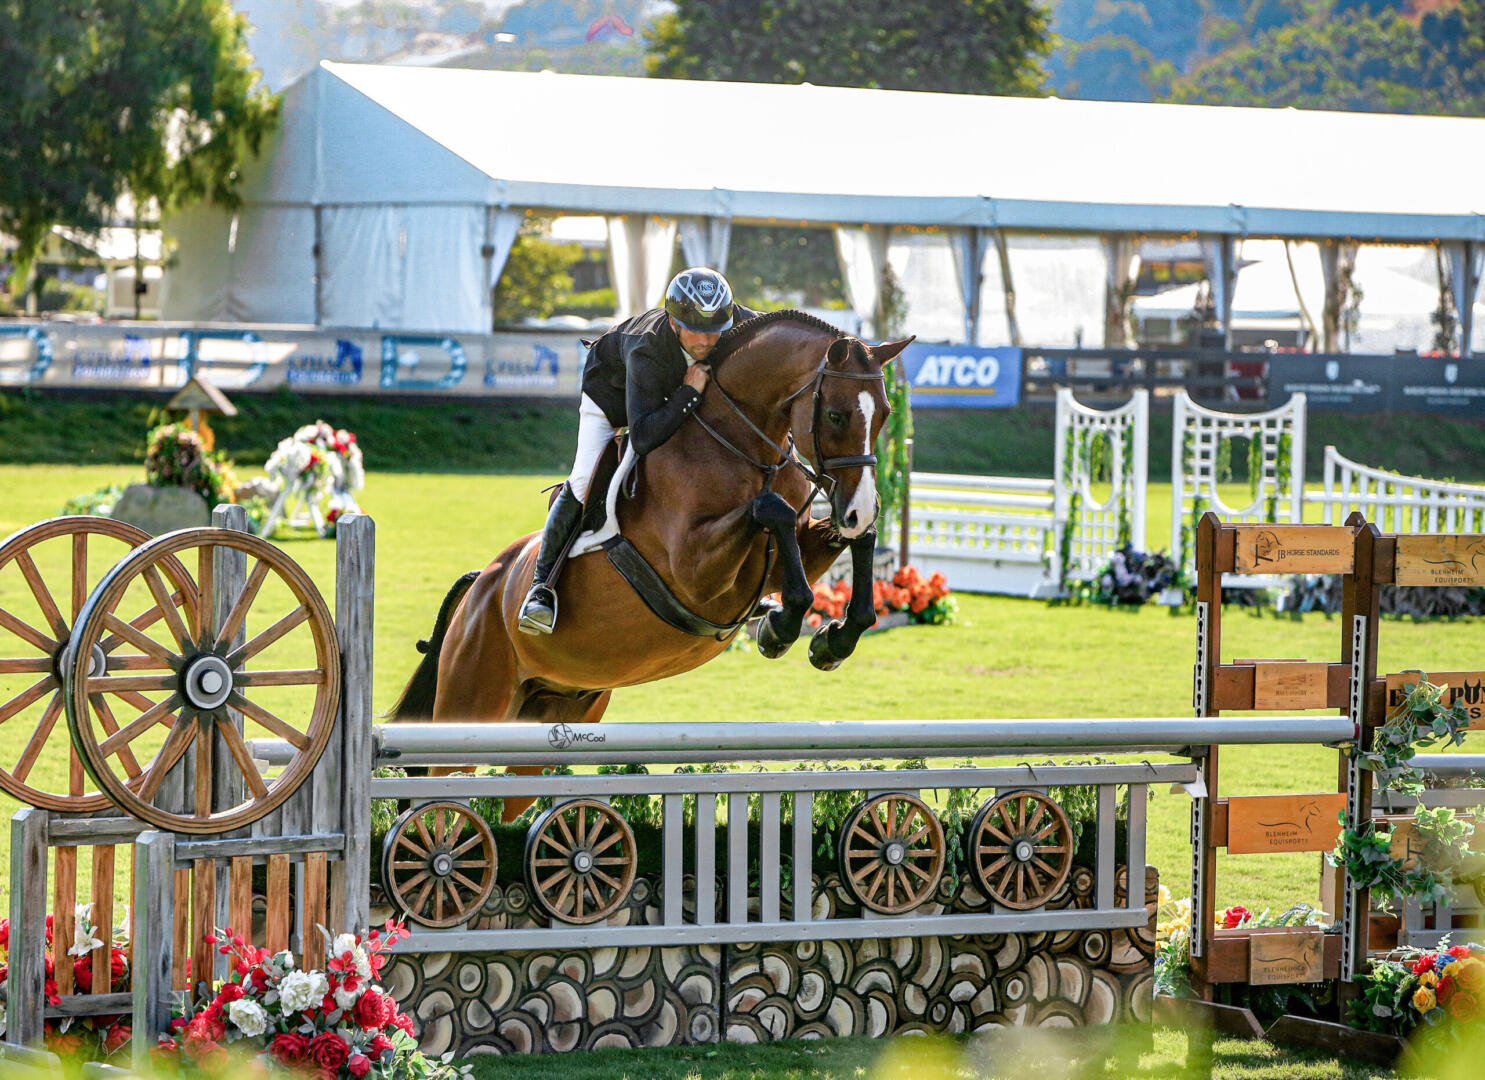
[827,409,846,426]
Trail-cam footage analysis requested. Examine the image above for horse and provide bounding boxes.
[389,311,912,814]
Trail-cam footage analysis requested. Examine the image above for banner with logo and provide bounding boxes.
[899,344,1022,408]
[1267,355,1485,413]
[0,321,586,399]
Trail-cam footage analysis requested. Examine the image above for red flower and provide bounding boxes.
[310,1031,350,1071]
[44,978,59,1005]
[354,989,390,1030]
[347,1053,372,1078]
[47,1031,84,1058]
[391,1011,416,1037]
[269,1032,311,1064]
[215,981,245,1006]
[1448,945,1473,959]
[1413,954,1437,974]
[73,954,94,993]
[103,1022,131,1055]
[1221,905,1251,930]
[0,917,9,950]
[1439,975,1457,1003]
[183,1016,222,1061]
[111,948,127,986]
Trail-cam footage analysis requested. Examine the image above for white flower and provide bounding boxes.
[334,983,361,1011]
[68,903,103,959]
[353,947,372,980]
[278,970,318,1013]
[228,999,268,1038]
[331,933,358,960]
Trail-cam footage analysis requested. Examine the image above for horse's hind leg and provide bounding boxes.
[496,688,613,822]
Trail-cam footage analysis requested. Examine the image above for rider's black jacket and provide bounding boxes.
[580,304,759,457]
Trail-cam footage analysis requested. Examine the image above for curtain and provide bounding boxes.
[159,204,234,323]
[484,207,525,328]
[320,205,402,329]
[834,225,892,337]
[1103,235,1141,348]
[1442,241,1485,356]
[400,205,485,333]
[1199,236,1236,346]
[678,216,733,273]
[226,206,316,325]
[607,215,678,318]
[949,228,984,345]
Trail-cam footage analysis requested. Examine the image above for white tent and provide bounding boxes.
[164,61,1485,336]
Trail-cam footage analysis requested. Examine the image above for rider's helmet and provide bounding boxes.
[664,267,735,333]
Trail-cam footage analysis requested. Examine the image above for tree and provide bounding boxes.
[1165,2,1485,115]
[645,0,1051,97]
[0,1,279,296]
[492,217,584,326]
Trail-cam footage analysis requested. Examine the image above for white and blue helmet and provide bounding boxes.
[664,267,735,333]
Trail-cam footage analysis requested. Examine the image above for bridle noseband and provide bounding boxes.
[691,350,886,502]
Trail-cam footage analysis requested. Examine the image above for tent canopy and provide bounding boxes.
[288,61,1485,242]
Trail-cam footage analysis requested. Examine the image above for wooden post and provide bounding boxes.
[1342,524,1382,984]
[335,514,375,935]
[7,809,50,1046]
[212,505,248,966]
[133,831,178,1070]
[1189,512,1223,998]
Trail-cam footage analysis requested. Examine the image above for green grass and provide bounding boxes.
[2,464,1481,1078]
[460,1027,1401,1078]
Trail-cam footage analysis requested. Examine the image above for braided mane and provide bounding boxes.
[709,309,845,365]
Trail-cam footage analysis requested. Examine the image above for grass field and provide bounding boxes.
[1,463,1480,1076]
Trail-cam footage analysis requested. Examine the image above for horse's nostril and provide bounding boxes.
[843,509,859,529]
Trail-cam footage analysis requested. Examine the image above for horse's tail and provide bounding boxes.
[386,570,481,723]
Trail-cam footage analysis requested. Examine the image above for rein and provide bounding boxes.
[694,352,886,503]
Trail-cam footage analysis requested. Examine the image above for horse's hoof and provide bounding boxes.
[756,623,793,659]
[808,625,845,671]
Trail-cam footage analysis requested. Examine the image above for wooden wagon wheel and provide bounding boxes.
[382,801,497,928]
[839,792,945,915]
[64,527,339,834]
[525,798,636,925]
[0,517,197,813]
[971,789,1074,911]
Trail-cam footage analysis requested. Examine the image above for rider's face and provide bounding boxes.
[670,317,722,363]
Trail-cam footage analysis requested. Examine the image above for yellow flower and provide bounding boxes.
[1413,987,1437,1013]
[1158,884,1173,906]
[1454,957,1485,992]
[1421,970,1438,988]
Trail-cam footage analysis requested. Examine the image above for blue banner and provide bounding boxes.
[899,344,1021,408]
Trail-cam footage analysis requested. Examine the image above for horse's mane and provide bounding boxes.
[709,309,845,366]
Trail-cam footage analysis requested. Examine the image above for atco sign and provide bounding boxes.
[899,344,1021,408]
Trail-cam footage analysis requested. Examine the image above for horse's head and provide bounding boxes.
[795,335,914,539]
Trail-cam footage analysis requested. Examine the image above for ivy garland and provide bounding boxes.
[1215,435,1233,485]
[1059,425,1081,587]
[1268,432,1293,523]
[1329,675,1479,911]
[874,362,914,542]
[1176,430,1197,572]
[1117,425,1135,548]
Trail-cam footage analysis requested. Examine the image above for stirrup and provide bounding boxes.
[518,584,559,635]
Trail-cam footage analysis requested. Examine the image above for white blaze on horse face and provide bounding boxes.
[839,389,878,538]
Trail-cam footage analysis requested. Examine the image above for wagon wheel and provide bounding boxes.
[64,527,339,834]
[525,798,636,925]
[971,790,1074,911]
[0,517,197,813]
[382,801,497,928]
[839,792,945,915]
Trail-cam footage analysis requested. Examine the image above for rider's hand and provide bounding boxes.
[684,364,711,392]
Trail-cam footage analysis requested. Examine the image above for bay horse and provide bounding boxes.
[389,311,912,811]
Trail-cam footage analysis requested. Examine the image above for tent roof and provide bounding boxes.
[276,61,1485,242]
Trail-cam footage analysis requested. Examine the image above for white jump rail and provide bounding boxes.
[1320,445,1485,534]
[908,389,1148,597]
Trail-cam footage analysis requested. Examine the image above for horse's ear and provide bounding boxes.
[827,338,852,365]
[870,336,915,366]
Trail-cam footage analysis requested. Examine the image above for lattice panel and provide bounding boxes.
[1322,446,1485,534]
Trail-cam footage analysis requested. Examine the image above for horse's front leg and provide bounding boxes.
[808,528,878,672]
[751,491,813,659]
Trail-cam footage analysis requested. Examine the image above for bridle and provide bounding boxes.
[691,349,885,502]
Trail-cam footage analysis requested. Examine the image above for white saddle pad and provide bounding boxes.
[568,444,638,559]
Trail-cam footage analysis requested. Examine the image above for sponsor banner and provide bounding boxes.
[1267,355,1485,412]
[900,344,1021,408]
[2,321,585,398]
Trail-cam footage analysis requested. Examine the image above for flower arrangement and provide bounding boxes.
[1082,546,1179,606]
[152,921,464,1079]
[145,423,239,510]
[262,422,365,538]
[1352,944,1485,1045]
[0,907,132,1064]
[1153,892,1330,1000]
[770,565,955,634]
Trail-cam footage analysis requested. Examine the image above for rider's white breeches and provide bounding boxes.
[568,393,617,502]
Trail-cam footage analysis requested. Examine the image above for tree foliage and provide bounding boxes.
[0,1,279,277]
[726,227,844,310]
[492,217,584,326]
[1165,2,1485,114]
[645,0,1051,97]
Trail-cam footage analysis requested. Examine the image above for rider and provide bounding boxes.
[518,267,759,634]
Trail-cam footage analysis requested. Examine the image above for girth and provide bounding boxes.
[602,535,775,641]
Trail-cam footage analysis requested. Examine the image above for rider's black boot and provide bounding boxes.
[518,483,585,635]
